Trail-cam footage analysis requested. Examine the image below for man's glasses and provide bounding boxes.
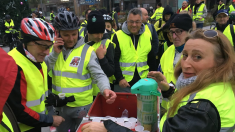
[127,20,142,24]
[169,29,184,36]
[34,41,53,50]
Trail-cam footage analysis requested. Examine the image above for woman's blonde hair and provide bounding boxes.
[169,29,235,116]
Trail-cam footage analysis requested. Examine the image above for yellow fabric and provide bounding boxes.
[179,6,189,12]
[151,7,164,20]
[5,20,14,33]
[81,20,87,26]
[0,112,14,132]
[112,11,116,19]
[52,44,94,107]
[214,25,234,46]
[116,30,151,82]
[160,82,235,131]
[192,4,205,21]
[218,3,225,10]
[90,39,116,96]
[229,5,235,15]
[111,28,116,41]
[50,13,55,20]
[163,42,169,52]
[154,20,165,41]
[8,48,48,131]
[160,45,176,85]
[79,27,85,38]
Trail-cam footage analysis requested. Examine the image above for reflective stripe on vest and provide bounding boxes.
[5,20,14,33]
[79,27,85,37]
[160,45,176,85]
[116,30,151,82]
[229,5,235,15]
[0,112,13,132]
[218,4,225,10]
[160,82,235,132]
[52,42,94,107]
[90,39,116,96]
[193,4,205,21]
[155,7,164,20]
[26,91,48,107]
[8,49,48,131]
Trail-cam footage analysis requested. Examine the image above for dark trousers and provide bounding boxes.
[196,23,204,29]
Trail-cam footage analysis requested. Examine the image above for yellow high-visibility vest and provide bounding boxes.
[8,48,48,131]
[116,30,151,82]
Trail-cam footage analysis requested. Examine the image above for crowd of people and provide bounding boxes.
[1,0,235,132]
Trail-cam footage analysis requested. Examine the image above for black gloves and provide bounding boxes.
[45,93,75,107]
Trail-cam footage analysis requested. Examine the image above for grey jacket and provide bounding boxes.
[193,4,207,24]
[44,37,110,94]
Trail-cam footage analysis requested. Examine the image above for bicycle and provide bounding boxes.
[9,29,21,50]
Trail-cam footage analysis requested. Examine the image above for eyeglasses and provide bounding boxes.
[190,29,225,58]
[169,29,184,36]
[34,41,53,50]
[127,20,142,24]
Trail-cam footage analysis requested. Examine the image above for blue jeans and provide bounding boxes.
[196,23,204,29]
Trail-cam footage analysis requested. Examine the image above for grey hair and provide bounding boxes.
[127,8,142,20]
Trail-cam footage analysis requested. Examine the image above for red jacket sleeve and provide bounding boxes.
[0,48,18,122]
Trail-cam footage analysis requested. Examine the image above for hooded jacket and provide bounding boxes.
[112,21,157,86]
[162,5,174,22]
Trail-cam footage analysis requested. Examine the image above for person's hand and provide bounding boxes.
[161,23,165,27]
[52,115,65,127]
[81,122,107,132]
[103,89,116,104]
[147,71,169,91]
[53,32,64,54]
[96,44,106,59]
[119,79,130,88]
[199,16,203,20]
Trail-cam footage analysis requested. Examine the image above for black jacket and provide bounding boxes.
[112,22,157,86]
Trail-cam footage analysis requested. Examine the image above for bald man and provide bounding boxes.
[140,8,159,56]
[177,1,192,14]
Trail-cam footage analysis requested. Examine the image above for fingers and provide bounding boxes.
[62,117,65,122]
[126,82,130,87]
[81,123,90,131]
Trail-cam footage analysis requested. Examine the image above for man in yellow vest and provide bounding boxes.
[158,14,192,85]
[7,18,65,132]
[228,0,235,24]
[112,8,157,92]
[218,0,225,10]
[3,15,15,45]
[84,11,115,93]
[154,5,174,66]
[50,10,55,23]
[213,10,235,46]
[79,9,92,38]
[140,8,159,57]
[192,0,207,28]
[151,3,164,21]
[47,11,117,132]
[0,48,20,132]
[177,1,192,14]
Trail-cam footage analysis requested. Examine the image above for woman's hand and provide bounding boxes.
[81,122,108,132]
[148,71,170,91]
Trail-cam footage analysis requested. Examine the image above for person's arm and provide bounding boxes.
[151,24,159,56]
[147,39,157,71]
[87,51,110,93]
[150,10,157,19]
[154,21,161,32]
[201,6,207,18]
[44,49,60,72]
[99,43,115,77]
[7,66,53,127]
[112,34,124,82]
